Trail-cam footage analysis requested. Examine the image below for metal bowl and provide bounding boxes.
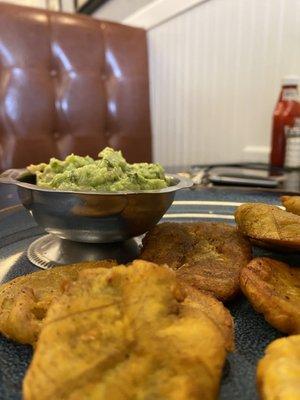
[0,169,193,243]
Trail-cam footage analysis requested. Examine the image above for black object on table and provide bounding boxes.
[1,182,300,400]
[189,162,300,192]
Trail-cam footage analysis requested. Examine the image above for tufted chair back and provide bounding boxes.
[0,3,152,171]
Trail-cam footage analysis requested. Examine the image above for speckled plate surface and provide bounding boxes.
[0,187,299,400]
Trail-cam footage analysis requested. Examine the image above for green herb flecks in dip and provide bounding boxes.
[27,147,171,192]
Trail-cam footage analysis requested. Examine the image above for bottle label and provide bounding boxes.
[285,125,300,168]
[285,137,300,168]
[282,88,299,101]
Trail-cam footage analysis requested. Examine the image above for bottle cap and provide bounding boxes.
[282,75,300,86]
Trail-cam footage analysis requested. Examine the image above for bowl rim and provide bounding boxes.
[0,169,193,195]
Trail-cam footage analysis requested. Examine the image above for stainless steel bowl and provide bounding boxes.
[0,169,193,243]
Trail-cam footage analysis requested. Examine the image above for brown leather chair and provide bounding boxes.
[0,3,152,171]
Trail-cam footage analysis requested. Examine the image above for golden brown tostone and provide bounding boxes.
[240,257,300,334]
[0,260,117,345]
[257,335,300,400]
[140,222,252,301]
[235,203,300,251]
[23,260,229,400]
[281,195,300,216]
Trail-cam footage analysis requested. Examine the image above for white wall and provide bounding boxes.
[61,0,74,12]
[1,0,73,11]
[150,0,300,165]
[93,0,155,22]
[2,0,47,8]
[124,0,300,166]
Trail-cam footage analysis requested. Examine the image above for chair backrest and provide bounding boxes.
[0,3,152,170]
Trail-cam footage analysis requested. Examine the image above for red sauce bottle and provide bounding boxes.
[270,75,300,168]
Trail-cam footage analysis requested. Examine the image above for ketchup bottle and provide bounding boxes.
[270,75,300,168]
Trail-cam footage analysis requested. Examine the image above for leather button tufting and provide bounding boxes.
[0,2,152,170]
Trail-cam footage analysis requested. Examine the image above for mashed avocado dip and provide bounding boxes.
[27,147,171,192]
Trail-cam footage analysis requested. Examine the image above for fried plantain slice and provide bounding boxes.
[240,257,300,334]
[235,203,300,251]
[0,260,116,345]
[257,335,300,400]
[23,260,228,400]
[281,195,300,216]
[181,285,234,351]
[140,222,252,301]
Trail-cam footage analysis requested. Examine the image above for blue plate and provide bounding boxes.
[0,187,299,400]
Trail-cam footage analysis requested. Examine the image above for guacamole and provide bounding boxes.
[27,147,171,192]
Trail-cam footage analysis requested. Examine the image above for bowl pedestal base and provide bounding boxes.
[27,234,141,269]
